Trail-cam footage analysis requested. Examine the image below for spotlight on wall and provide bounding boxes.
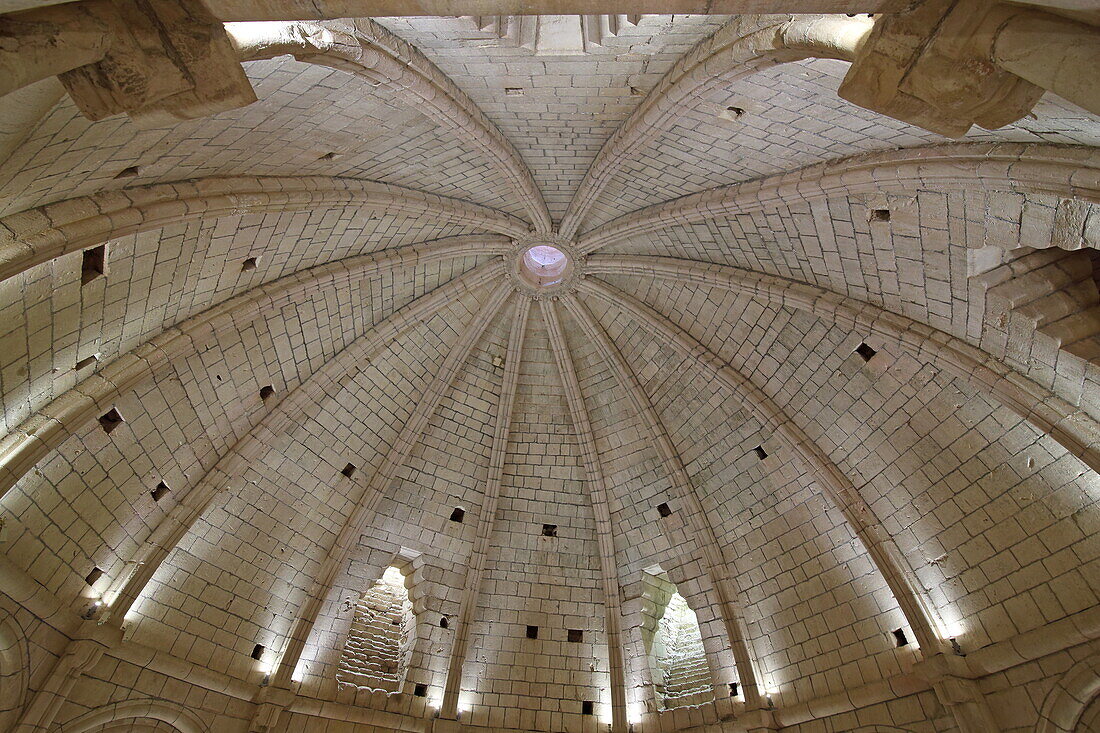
[81,598,105,620]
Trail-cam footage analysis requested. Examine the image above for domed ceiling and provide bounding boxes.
[0,6,1099,733]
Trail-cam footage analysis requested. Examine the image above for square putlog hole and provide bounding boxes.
[567,629,583,643]
[541,524,557,537]
[98,408,124,434]
[81,245,106,284]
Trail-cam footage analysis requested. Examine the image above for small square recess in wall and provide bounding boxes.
[567,629,583,643]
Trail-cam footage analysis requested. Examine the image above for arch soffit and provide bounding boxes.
[53,699,208,733]
[1036,654,1100,733]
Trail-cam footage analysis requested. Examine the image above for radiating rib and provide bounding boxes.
[104,263,507,627]
[267,280,514,689]
[440,297,530,719]
[580,275,944,651]
[543,299,628,733]
[561,294,767,711]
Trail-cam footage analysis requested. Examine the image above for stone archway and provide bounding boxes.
[1036,654,1100,733]
[0,612,29,732]
[53,699,208,733]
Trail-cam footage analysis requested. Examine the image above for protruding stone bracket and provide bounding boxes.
[0,0,256,127]
[912,652,1002,733]
[838,0,1099,137]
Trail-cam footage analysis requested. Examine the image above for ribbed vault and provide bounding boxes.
[0,6,1099,733]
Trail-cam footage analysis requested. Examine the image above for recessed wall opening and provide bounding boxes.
[251,643,265,661]
[526,625,539,639]
[318,151,339,161]
[855,342,877,362]
[567,629,583,643]
[581,701,594,715]
[413,683,428,697]
[241,257,258,272]
[341,463,357,478]
[449,507,465,523]
[870,208,891,222]
[85,567,104,586]
[753,445,768,460]
[75,355,99,371]
[892,628,909,647]
[151,481,170,502]
[505,87,524,96]
[657,502,672,518]
[259,385,275,401]
[113,165,139,179]
[337,566,417,693]
[98,408,124,434]
[440,617,448,628]
[641,569,713,710]
[541,523,557,537]
[81,245,106,284]
[729,682,739,697]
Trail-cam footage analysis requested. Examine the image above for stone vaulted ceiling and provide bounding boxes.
[1,4,1100,733]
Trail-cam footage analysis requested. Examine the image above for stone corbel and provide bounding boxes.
[838,0,1098,137]
[912,651,1001,732]
[0,0,256,127]
[247,684,297,733]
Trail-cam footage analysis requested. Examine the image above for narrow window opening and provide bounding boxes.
[413,683,428,697]
[855,342,877,362]
[449,507,465,523]
[440,617,448,629]
[643,572,713,710]
[581,701,594,716]
[870,208,891,222]
[753,446,768,460]
[729,682,739,697]
[75,355,99,371]
[526,625,539,639]
[338,567,416,692]
[656,502,672,518]
[241,257,258,272]
[81,245,106,284]
[259,385,275,401]
[151,481,170,502]
[892,628,909,647]
[114,165,140,179]
[341,463,357,478]
[251,643,265,660]
[567,629,583,643]
[85,567,104,586]
[541,523,557,537]
[98,408,124,434]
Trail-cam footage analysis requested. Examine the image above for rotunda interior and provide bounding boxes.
[0,2,1099,732]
